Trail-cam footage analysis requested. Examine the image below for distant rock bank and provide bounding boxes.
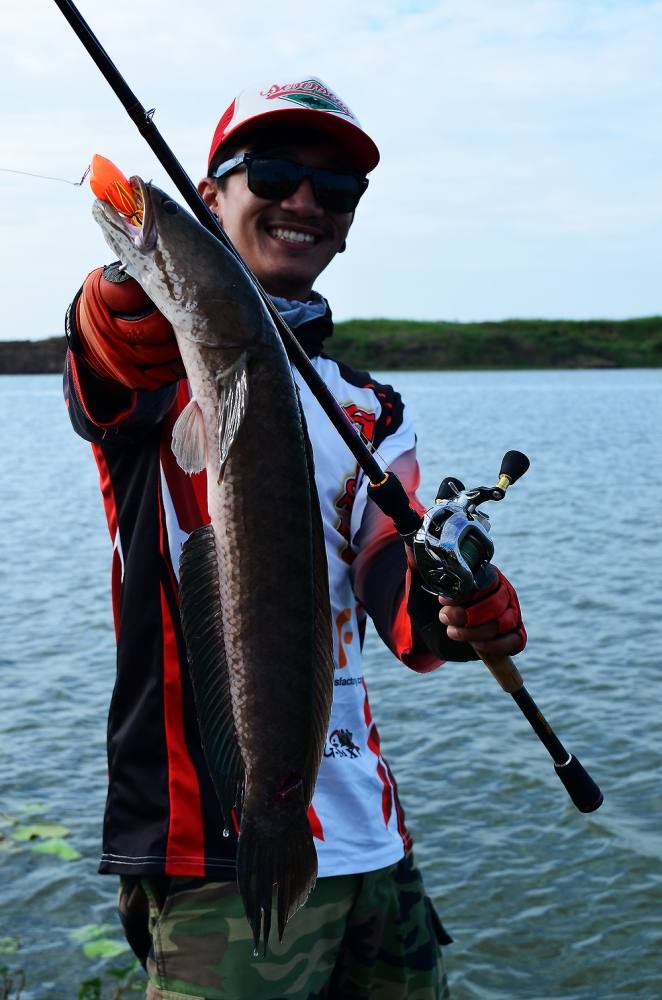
[0,337,67,375]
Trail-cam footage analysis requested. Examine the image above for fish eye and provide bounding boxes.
[162,198,179,215]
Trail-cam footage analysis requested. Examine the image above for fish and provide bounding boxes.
[93,180,334,952]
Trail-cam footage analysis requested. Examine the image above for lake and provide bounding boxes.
[1,369,661,998]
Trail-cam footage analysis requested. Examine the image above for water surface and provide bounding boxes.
[1,370,661,998]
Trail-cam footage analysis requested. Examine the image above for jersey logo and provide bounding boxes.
[324,729,361,759]
[334,404,377,564]
[335,608,353,668]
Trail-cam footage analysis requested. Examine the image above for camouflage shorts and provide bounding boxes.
[118,851,452,1000]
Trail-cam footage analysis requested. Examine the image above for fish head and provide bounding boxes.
[92,178,262,350]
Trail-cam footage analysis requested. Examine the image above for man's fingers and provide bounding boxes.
[438,605,467,627]
[471,632,524,657]
[445,621,499,643]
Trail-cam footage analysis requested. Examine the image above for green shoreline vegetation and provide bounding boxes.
[1,316,661,373]
[332,316,662,370]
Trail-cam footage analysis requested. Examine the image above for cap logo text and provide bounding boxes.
[261,80,353,118]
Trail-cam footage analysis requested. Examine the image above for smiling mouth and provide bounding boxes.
[266,225,320,246]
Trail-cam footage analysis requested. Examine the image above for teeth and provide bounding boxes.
[270,227,316,244]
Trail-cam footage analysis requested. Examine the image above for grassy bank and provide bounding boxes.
[332,316,662,369]
[1,317,661,374]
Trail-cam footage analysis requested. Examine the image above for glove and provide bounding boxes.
[439,567,527,656]
[76,263,184,390]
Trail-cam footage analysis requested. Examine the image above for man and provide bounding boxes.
[64,77,526,999]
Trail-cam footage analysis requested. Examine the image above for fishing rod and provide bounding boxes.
[54,0,603,811]
[52,0,421,534]
[410,449,603,812]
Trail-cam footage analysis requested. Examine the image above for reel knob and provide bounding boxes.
[499,450,530,485]
[435,477,465,502]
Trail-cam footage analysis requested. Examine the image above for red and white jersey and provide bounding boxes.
[66,314,442,878]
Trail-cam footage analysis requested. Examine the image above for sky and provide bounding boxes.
[1,0,661,339]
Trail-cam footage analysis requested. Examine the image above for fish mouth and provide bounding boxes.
[93,175,158,255]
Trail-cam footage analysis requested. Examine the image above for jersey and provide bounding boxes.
[64,297,447,880]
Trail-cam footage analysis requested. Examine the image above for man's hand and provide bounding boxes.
[76,264,185,390]
[438,568,526,658]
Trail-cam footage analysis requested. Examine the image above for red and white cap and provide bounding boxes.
[207,77,380,175]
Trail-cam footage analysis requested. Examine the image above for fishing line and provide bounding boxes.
[0,165,90,186]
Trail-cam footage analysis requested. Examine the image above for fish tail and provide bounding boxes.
[237,807,317,954]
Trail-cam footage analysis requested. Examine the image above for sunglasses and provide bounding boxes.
[211,154,369,214]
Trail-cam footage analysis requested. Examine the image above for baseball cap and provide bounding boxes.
[207,77,380,176]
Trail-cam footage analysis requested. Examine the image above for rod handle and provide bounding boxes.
[481,656,605,813]
[554,754,604,813]
[479,653,524,694]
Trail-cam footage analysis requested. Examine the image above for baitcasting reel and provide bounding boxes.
[412,450,530,601]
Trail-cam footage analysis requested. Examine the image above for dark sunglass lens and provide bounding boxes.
[246,158,301,200]
[245,157,367,211]
[313,170,365,213]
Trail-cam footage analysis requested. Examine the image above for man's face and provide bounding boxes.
[198,138,356,301]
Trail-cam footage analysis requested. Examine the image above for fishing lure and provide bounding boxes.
[89,153,143,226]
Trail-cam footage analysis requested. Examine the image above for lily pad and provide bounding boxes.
[31,837,82,861]
[70,924,118,944]
[12,822,70,841]
[0,937,20,954]
[17,802,47,815]
[83,939,130,959]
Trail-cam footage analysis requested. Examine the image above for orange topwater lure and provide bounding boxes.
[89,153,143,226]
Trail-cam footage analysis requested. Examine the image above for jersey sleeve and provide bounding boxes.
[64,280,179,445]
[351,402,478,670]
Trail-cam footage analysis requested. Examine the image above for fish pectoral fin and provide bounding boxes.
[172,398,207,474]
[217,352,250,479]
[179,524,245,824]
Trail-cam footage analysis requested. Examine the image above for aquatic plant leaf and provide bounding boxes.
[71,924,118,944]
[17,802,47,815]
[82,939,129,959]
[106,963,139,979]
[12,822,70,841]
[0,937,20,954]
[31,837,82,860]
[78,977,102,1000]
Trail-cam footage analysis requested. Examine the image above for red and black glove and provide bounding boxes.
[439,567,527,657]
[76,263,184,390]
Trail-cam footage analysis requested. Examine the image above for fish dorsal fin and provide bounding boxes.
[172,397,207,474]
[218,353,249,479]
